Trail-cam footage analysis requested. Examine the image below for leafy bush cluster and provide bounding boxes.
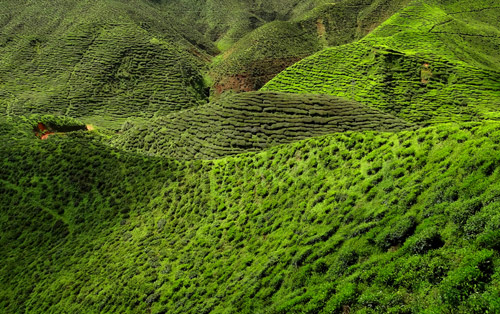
[113,91,411,159]
[2,117,500,313]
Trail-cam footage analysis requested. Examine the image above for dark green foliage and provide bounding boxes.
[409,228,444,254]
[113,91,413,159]
[376,216,417,250]
[440,250,494,307]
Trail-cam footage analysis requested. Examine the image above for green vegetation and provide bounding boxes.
[263,0,500,124]
[210,0,412,93]
[2,118,500,313]
[0,0,211,128]
[113,91,412,159]
[1,0,500,313]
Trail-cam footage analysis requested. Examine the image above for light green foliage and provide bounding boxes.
[263,0,500,124]
[2,118,500,313]
[1,0,500,313]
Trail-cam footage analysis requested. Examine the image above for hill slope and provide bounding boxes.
[2,117,500,313]
[210,0,412,93]
[113,91,412,159]
[263,0,500,124]
[0,0,210,128]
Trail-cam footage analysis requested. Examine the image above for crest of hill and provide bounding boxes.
[2,114,500,313]
[112,91,413,159]
[263,0,500,124]
[0,0,212,128]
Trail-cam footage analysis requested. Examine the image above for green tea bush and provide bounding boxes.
[376,216,417,250]
[440,250,494,307]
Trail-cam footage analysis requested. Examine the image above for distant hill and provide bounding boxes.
[209,0,412,93]
[263,0,500,124]
[0,0,211,128]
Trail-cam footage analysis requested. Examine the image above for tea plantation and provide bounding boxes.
[2,116,500,313]
[1,0,500,313]
[113,91,412,159]
[263,0,500,124]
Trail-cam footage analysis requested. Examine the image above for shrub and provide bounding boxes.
[409,228,444,254]
[450,198,483,228]
[476,230,500,251]
[376,216,417,250]
[440,250,494,306]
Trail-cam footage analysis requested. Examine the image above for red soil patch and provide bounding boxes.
[37,123,47,131]
[35,122,89,140]
[40,132,54,140]
[35,123,54,140]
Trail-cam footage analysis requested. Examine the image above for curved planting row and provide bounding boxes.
[113,91,413,159]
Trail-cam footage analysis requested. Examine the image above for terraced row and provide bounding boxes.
[3,24,206,125]
[263,0,500,124]
[211,0,412,93]
[0,0,209,128]
[3,115,500,313]
[113,91,413,159]
[263,43,500,124]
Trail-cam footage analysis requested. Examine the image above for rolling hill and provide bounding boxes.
[210,0,413,93]
[112,91,413,159]
[1,0,500,313]
[263,0,500,124]
[0,0,211,128]
[2,116,500,313]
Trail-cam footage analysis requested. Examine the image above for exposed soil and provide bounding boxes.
[35,122,91,140]
[40,132,54,140]
[215,74,254,94]
[214,56,303,94]
[316,18,326,37]
[34,123,54,140]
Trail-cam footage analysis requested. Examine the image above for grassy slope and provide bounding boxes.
[210,0,412,93]
[160,0,322,48]
[2,117,500,313]
[263,0,500,124]
[112,91,412,159]
[0,0,211,128]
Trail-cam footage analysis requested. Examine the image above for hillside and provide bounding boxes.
[0,0,211,128]
[2,116,500,313]
[210,0,412,93]
[113,91,412,159]
[263,0,500,124]
[1,0,500,313]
